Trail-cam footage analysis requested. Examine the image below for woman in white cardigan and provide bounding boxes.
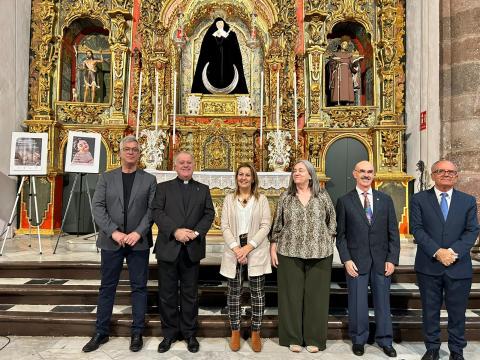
[220,163,272,353]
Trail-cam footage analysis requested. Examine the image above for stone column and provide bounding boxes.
[405,0,440,191]
[440,0,480,258]
[0,0,31,229]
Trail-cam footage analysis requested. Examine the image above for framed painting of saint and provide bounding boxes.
[64,131,101,174]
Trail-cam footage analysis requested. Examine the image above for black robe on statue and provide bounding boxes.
[191,18,248,94]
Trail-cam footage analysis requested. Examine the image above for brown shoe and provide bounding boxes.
[230,329,240,351]
[251,330,262,352]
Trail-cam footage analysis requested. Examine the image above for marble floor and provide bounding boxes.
[1,336,479,360]
[0,233,429,266]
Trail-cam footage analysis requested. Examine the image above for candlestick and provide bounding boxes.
[135,71,143,139]
[172,71,177,145]
[276,70,280,133]
[155,69,159,131]
[293,70,298,146]
[260,71,264,146]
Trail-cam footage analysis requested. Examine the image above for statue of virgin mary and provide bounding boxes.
[191,17,248,94]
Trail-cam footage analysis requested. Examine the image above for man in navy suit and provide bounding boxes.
[336,160,400,357]
[411,160,479,360]
[152,151,215,353]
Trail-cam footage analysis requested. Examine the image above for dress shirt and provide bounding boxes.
[356,187,373,212]
[433,187,453,208]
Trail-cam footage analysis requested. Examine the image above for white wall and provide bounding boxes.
[0,0,31,229]
[406,0,440,192]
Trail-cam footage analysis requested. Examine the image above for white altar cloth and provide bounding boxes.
[146,170,291,190]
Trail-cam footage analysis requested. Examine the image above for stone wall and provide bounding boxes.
[440,0,480,212]
[0,0,31,229]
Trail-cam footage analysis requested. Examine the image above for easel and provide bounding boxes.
[0,176,42,256]
[53,173,97,254]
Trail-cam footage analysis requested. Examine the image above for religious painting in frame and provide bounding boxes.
[10,132,49,176]
[64,131,101,174]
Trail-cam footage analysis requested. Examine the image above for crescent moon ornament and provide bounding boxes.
[202,62,239,94]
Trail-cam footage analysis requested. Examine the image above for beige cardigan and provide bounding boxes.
[219,193,272,279]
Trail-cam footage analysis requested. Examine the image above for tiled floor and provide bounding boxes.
[0,336,479,359]
[0,234,428,266]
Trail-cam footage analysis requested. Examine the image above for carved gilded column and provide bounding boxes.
[264,23,283,130]
[376,0,397,124]
[32,0,58,120]
[304,5,328,127]
[107,8,133,124]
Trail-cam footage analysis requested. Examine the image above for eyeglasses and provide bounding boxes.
[355,169,374,174]
[432,169,457,176]
[122,147,140,153]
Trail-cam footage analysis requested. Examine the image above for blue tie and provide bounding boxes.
[440,193,449,220]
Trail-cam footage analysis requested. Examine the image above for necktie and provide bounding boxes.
[363,192,373,224]
[440,193,449,220]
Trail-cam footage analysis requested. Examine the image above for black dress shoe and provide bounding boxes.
[158,337,175,353]
[449,352,464,360]
[352,344,365,356]
[186,336,200,353]
[82,333,109,352]
[129,334,143,352]
[421,349,440,360]
[382,345,397,357]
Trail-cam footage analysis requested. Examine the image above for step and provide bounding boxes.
[1,307,479,341]
[1,279,480,309]
[2,262,480,282]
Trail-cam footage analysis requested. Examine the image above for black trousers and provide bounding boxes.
[96,247,150,336]
[157,246,200,338]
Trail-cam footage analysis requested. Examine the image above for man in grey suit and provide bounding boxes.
[82,135,157,353]
[336,160,400,357]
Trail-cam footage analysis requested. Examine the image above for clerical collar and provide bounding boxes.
[176,177,190,185]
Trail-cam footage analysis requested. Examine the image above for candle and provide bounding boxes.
[276,70,280,133]
[260,71,264,146]
[172,71,177,145]
[135,71,143,139]
[155,69,159,131]
[293,70,298,146]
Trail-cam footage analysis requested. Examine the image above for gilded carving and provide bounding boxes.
[110,14,129,45]
[29,124,50,133]
[113,80,124,111]
[57,103,109,124]
[61,0,109,29]
[324,108,375,128]
[380,130,399,169]
[236,132,254,165]
[202,100,236,116]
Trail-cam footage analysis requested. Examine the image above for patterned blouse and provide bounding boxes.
[270,190,337,259]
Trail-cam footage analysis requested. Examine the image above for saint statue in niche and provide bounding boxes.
[80,50,104,102]
[327,36,363,106]
[191,17,248,94]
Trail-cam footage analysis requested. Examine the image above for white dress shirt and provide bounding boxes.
[433,187,453,208]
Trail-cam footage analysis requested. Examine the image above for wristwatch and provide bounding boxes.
[194,231,200,237]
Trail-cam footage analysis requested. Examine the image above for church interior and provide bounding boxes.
[0,0,479,358]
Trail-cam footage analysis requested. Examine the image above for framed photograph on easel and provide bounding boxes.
[64,131,101,174]
[9,132,49,175]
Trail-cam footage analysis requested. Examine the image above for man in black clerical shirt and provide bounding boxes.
[82,135,157,353]
[152,151,215,353]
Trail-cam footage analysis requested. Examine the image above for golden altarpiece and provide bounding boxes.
[20,0,411,238]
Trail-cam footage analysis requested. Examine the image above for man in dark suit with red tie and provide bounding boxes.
[336,160,400,357]
[152,151,215,353]
[410,160,479,360]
